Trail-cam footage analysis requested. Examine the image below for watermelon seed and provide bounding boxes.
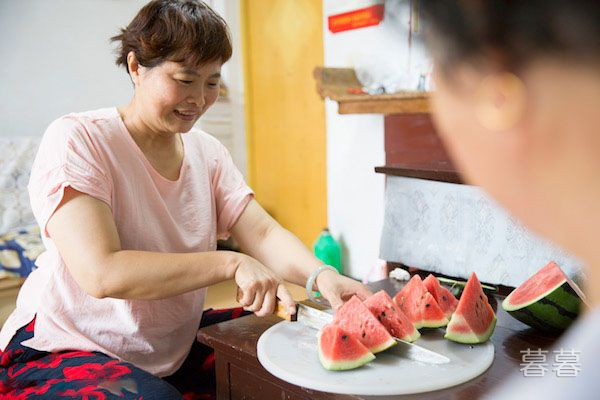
[342,335,347,340]
[425,303,430,308]
[442,296,447,301]
[362,331,366,338]
[377,315,382,322]
[382,311,386,317]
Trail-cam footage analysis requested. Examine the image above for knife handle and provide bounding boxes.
[236,287,298,321]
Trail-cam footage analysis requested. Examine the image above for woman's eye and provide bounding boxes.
[208,82,219,87]
[178,79,193,85]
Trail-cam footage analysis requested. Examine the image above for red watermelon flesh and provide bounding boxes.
[364,290,420,342]
[334,295,396,354]
[318,324,375,370]
[424,274,459,319]
[393,275,448,329]
[445,272,497,343]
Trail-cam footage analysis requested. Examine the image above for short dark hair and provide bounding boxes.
[111,0,232,73]
[421,1,600,73]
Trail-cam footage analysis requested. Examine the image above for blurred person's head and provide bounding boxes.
[422,1,600,263]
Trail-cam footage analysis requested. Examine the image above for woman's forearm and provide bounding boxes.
[92,250,240,300]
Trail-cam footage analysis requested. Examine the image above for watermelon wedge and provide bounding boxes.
[318,324,375,370]
[393,275,448,329]
[424,274,459,319]
[445,272,496,344]
[364,290,420,342]
[333,295,396,354]
[502,261,583,333]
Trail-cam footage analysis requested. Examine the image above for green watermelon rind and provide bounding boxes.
[403,328,421,343]
[502,282,581,332]
[418,316,449,329]
[444,313,497,344]
[317,331,376,371]
[368,336,397,354]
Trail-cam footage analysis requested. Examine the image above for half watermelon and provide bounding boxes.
[318,324,375,370]
[445,272,496,344]
[502,261,583,333]
[424,274,459,320]
[393,275,448,329]
[364,290,420,342]
[333,295,396,353]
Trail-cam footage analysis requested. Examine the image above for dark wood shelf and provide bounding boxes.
[375,162,463,184]
[314,67,430,114]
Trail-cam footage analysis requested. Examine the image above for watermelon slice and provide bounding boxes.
[445,272,496,344]
[393,275,448,329]
[364,290,420,342]
[318,324,375,370]
[333,295,396,353]
[502,261,583,333]
[424,274,459,319]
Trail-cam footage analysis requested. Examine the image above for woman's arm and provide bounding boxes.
[230,200,372,309]
[47,187,279,304]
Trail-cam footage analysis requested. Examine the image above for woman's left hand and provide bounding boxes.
[315,270,373,310]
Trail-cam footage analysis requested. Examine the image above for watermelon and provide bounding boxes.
[393,275,448,329]
[318,324,375,370]
[333,295,396,354]
[502,261,582,333]
[445,272,496,344]
[364,290,420,342]
[424,274,459,319]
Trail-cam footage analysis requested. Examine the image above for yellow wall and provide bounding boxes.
[241,0,327,245]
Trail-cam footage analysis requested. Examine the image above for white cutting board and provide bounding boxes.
[257,321,494,396]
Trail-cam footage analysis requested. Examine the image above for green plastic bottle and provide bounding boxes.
[313,228,343,275]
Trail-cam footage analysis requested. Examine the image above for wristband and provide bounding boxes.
[306,264,338,304]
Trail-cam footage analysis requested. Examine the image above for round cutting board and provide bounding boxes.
[257,321,494,396]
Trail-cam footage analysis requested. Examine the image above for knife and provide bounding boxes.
[236,289,450,365]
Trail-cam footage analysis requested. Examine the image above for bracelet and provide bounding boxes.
[306,265,338,304]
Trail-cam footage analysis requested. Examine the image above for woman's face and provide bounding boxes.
[134,59,222,134]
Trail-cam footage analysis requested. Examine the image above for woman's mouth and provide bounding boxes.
[174,110,198,121]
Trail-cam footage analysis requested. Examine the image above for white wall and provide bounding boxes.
[0,0,147,138]
[322,0,430,280]
[0,0,247,174]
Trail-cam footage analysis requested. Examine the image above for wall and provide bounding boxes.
[0,0,146,138]
[0,0,247,173]
[322,0,429,279]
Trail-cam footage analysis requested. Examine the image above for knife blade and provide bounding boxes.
[236,288,450,365]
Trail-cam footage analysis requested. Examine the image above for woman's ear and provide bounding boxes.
[126,51,141,86]
[474,72,527,132]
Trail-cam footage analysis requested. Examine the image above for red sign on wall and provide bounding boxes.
[328,3,385,33]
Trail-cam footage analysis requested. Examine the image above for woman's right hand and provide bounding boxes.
[234,254,296,317]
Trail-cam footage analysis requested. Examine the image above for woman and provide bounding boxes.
[0,0,370,398]
[422,1,600,398]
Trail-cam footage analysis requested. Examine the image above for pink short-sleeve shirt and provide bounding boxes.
[0,107,253,376]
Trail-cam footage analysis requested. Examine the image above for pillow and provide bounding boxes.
[0,225,44,279]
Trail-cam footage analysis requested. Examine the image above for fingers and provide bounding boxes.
[276,284,297,315]
[353,285,373,301]
[255,287,277,317]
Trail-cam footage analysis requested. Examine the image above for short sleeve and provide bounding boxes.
[28,116,113,237]
[210,139,253,240]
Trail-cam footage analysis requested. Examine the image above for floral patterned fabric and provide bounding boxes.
[0,137,40,234]
[0,226,44,279]
[0,307,250,399]
[0,137,43,281]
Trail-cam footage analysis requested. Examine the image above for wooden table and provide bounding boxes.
[197,278,559,399]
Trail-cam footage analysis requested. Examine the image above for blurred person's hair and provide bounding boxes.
[422,1,600,74]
